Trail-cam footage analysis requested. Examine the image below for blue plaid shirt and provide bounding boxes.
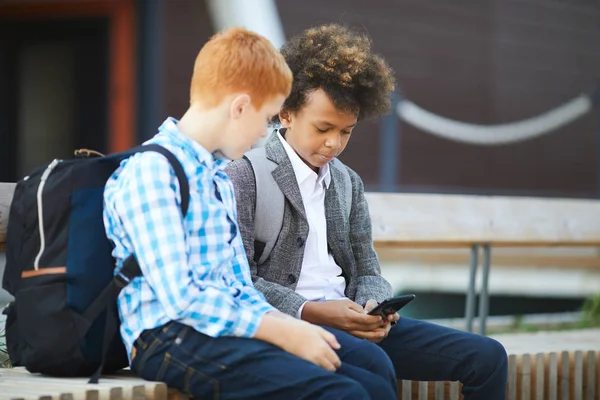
[103,117,275,358]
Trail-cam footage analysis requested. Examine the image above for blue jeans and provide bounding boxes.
[323,319,507,399]
[375,317,508,399]
[131,321,396,399]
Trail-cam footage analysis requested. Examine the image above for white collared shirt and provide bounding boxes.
[276,132,347,318]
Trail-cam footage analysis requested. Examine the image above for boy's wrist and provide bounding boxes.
[254,313,289,348]
[300,301,325,325]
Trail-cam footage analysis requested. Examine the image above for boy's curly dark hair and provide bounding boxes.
[276,24,396,122]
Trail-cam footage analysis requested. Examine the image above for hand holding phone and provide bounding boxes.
[367,294,416,317]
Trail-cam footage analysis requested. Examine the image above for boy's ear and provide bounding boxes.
[279,110,292,127]
[231,94,251,119]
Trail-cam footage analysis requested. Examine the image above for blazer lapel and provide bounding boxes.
[325,164,352,276]
[265,130,307,220]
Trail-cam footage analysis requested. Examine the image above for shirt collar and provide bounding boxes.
[157,117,229,172]
[277,130,331,189]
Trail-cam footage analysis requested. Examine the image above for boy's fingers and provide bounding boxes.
[321,329,341,350]
[345,300,364,313]
[316,347,340,371]
[326,349,342,369]
[348,329,386,340]
[320,357,338,372]
[363,299,379,313]
[349,312,384,329]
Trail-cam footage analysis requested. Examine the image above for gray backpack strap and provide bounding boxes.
[245,148,284,265]
[332,159,353,221]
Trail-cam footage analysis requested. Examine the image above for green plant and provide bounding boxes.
[0,325,11,368]
[582,293,600,325]
[0,304,11,368]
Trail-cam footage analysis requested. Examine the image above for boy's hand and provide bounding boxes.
[255,313,342,372]
[353,299,399,343]
[302,299,383,332]
[281,319,342,372]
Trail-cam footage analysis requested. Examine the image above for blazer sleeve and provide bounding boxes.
[225,158,308,316]
[346,167,394,306]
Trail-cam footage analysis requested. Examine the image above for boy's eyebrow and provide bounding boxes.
[315,120,357,129]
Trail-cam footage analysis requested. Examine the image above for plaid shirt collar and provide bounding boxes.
[157,117,230,173]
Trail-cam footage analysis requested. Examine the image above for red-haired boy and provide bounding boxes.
[103,28,366,399]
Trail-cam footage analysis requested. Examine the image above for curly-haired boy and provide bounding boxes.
[227,24,508,399]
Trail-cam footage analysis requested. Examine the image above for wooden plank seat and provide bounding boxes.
[1,339,598,400]
[0,367,172,400]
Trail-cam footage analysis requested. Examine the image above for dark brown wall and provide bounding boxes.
[162,0,214,119]
[277,0,600,198]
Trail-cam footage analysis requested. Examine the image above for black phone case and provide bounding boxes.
[368,294,416,316]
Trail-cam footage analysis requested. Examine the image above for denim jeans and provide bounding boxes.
[131,321,395,399]
[377,317,508,399]
[131,317,507,399]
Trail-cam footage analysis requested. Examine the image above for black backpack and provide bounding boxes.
[2,144,189,383]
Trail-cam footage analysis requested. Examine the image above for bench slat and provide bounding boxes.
[449,381,460,400]
[536,353,545,400]
[520,353,531,400]
[561,350,570,400]
[366,193,600,246]
[508,354,517,400]
[0,375,97,400]
[0,368,165,400]
[103,374,167,400]
[401,380,411,400]
[434,381,444,399]
[586,351,596,400]
[549,352,558,400]
[417,381,427,400]
[574,350,583,400]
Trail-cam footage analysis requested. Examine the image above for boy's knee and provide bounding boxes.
[476,337,508,377]
[369,344,396,380]
[328,378,371,400]
[306,375,369,400]
[348,340,395,381]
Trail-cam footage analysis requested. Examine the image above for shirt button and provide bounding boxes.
[297,237,304,247]
[287,274,297,284]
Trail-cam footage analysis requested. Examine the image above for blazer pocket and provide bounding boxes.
[253,240,266,264]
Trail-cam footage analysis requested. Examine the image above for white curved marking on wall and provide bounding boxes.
[206,0,286,49]
[397,95,593,146]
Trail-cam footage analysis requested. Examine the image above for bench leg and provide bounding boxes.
[478,244,492,336]
[464,244,479,332]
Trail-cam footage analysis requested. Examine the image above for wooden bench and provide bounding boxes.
[0,337,598,400]
[2,182,600,399]
[366,192,600,335]
[366,192,600,399]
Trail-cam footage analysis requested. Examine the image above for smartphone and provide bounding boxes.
[367,294,416,317]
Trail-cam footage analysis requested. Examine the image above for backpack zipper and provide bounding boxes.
[33,159,62,271]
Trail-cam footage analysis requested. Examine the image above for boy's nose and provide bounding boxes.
[326,133,342,149]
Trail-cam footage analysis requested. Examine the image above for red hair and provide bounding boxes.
[190,27,292,109]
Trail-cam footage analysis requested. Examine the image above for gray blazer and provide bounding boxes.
[226,131,393,316]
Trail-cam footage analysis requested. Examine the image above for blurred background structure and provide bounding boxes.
[1,0,599,332]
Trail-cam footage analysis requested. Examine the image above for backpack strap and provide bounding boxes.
[121,144,190,216]
[245,149,353,266]
[87,143,189,384]
[115,144,190,285]
[244,147,284,265]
